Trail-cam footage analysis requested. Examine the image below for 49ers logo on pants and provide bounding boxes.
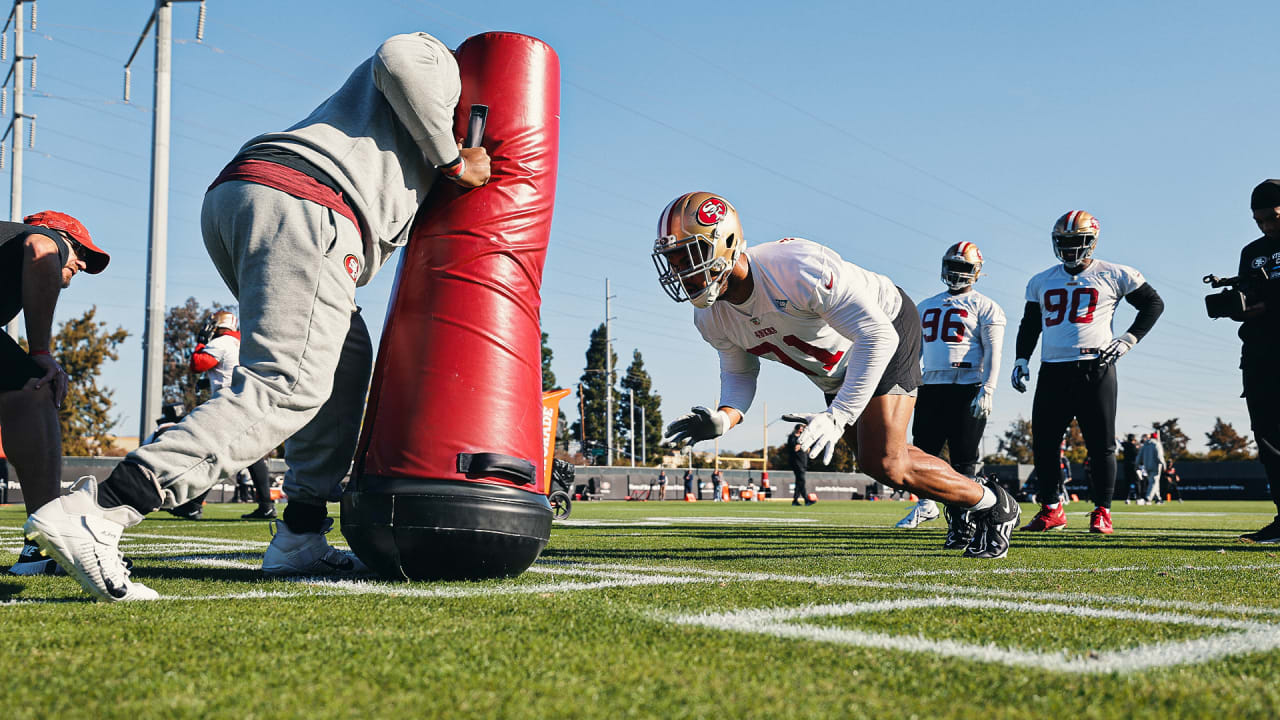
[343,254,361,282]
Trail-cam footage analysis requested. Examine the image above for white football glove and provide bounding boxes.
[970,386,994,419]
[662,406,732,448]
[780,410,847,466]
[1011,358,1031,393]
[1098,332,1138,368]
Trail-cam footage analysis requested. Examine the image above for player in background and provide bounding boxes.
[896,243,1005,552]
[187,311,277,520]
[1013,211,1163,534]
[655,192,1020,559]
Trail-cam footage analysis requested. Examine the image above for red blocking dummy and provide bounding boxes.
[342,32,560,581]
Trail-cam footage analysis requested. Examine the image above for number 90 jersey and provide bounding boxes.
[1025,258,1146,363]
[917,290,1005,385]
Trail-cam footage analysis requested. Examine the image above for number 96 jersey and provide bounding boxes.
[1025,258,1146,363]
[917,290,1005,384]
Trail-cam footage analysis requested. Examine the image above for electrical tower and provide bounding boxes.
[123,0,205,438]
[1,0,35,339]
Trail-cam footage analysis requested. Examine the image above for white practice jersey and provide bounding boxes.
[1024,259,1145,363]
[201,334,240,392]
[917,289,1006,387]
[694,238,902,425]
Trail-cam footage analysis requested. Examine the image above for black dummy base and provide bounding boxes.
[341,477,552,581]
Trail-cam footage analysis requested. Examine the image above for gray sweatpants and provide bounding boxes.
[130,181,373,508]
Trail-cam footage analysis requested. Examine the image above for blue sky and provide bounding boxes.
[8,0,1272,456]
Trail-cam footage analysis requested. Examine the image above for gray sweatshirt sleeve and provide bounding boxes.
[372,33,462,169]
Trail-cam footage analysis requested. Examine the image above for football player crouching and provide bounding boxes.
[654,192,1020,558]
[896,242,1006,552]
[1013,211,1163,534]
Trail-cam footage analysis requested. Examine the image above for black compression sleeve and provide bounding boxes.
[1015,301,1042,360]
[1122,282,1164,341]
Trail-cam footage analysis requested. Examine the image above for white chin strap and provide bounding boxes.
[690,281,721,309]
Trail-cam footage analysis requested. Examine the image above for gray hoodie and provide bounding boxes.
[243,32,461,286]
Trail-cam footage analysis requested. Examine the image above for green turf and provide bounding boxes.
[3,498,1280,719]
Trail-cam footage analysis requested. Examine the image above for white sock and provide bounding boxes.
[967,486,996,513]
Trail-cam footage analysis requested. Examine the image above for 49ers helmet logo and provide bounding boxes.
[696,197,728,226]
[343,254,361,282]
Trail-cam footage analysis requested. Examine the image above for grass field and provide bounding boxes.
[3,498,1280,719]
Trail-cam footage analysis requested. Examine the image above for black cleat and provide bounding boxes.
[7,539,62,576]
[963,482,1020,559]
[1241,517,1280,544]
[943,505,976,550]
[241,506,278,520]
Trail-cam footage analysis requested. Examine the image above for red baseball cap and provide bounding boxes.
[23,210,109,274]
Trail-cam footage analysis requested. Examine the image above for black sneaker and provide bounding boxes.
[943,505,976,550]
[963,482,1020,559]
[1241,517,1280,544]
[7,539,61,576]
[242,506,278,520]
[791,500,802,506]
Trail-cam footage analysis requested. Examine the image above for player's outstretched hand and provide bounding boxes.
[1098,332,1137,368]
[662,406,731,448]
[781,411,844,466]
[1011,358,1031,393]
[970,386,994,419]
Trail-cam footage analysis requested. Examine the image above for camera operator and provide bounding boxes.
[1238,179,1280,542]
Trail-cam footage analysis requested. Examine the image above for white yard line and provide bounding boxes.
[661,596,1280,675]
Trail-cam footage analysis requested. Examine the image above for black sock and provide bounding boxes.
[248,460,273,511]
[282,501,327,534]
[97,461,163,514]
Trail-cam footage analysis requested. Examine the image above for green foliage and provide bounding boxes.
[163,297,233,414]
[997,416,1035,465]
[616,350,663,465]
[570,323,620,463]
[53,307,129,456]
[1150,418,1190,461]
[540,330,568,450]
[1205,417,1254,461]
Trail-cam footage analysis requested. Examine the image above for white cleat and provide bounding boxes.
[23,476,158,602]
[262,518,370,577]
[895,498,940,529]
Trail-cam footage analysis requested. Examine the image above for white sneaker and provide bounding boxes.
[23,477,158,602]
[262,518,370,577]
[895,498,940,529]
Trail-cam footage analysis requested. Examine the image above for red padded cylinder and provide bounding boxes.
[356,33,560,491]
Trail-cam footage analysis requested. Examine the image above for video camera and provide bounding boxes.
[1202,272,1263,320]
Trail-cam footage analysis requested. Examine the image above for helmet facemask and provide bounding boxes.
[653,234,736,308]
[941,257,980,291]
[1052,232,1096,269]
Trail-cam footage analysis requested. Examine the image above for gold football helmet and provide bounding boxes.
[941,241,984,290]
[211,310,238,334]
[652,192,744,308]
[1051,210,1099,269]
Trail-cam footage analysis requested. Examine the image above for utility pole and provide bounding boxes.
[2,0,34,340]
[639,405,646,466]
[124,0,205,437]
[628,387,635,467]
[604,278,616,466]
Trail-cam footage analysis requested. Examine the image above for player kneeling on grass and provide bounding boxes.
[1013,211,1163,535]
[896,242,1006,552]
[654,192,1019,559]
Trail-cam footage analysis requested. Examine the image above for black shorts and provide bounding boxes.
[875,287,922,397]
[823,287,923,406]
[0,330,42,392]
